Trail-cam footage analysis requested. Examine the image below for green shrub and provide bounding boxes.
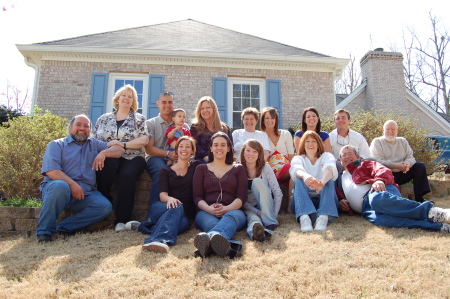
[0,195,43,207]
[0,107,67,198]
[290,109,441,172]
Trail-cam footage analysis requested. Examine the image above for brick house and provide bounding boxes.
[16,19,348,129]
[337,49,450,136]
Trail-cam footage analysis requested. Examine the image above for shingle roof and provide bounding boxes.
[34,19,329,57]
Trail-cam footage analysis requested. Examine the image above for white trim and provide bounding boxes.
[335,80,367,110]
[405,89,450,135]
[227,78,266,128]
[16,45,349,75]
[107,73,149,118]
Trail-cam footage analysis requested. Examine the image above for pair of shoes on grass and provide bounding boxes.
[429,207,450,223]
[194,232,242,259]
[115,221,140,233]
[300,215,328,232]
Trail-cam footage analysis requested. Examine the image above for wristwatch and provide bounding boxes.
[166,151,170,158]
[123,142,127,150]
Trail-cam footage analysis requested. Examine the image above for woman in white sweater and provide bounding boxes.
[241,139,283,241]
[289,131,339,232]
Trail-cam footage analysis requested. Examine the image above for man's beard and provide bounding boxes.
[72,133,88,143]
[385,136,396,142]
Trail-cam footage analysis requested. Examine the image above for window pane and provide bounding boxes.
[252,100,260,110]
[243,98,251,109]
[115,80,124,90]
[233,113,242,129]
[251,85,260,98]
[242,85,250,98]
[233,98,241,110]
[233,84,242,97]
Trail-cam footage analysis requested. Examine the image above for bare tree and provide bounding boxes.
[335,52,361,95]
[0,80,29,112]
[400,12,449,114]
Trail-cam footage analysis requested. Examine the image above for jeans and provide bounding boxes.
[362,184,441,231]
[143,201,190,245]
[146,156,167,218]
[393,162,430,202]
[36,180,112,236]
[245,178,278,238]
[291,179,339,222]
[195,209,246,241]
[96,156,146,223]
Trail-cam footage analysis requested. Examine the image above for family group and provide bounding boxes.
[35,84,450,259]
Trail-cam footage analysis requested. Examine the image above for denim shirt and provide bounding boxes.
[41,135,108,195]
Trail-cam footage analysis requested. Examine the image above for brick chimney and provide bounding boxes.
[360,49,407,112]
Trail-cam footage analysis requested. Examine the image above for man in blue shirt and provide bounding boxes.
[37,114,124,242]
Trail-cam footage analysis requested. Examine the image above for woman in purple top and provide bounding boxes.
[193,132,247,258]
[293,107,331,153]
[190,96,232,163]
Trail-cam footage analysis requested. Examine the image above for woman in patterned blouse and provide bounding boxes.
[91,84,149,232]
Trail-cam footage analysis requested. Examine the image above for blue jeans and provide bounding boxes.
[146,156,167,218]
[362,184,441,231]
[37,180,112,236]
[245,178,278,238]
[291,179,339,222]
[195,210,246,242]
[143,201,190,245]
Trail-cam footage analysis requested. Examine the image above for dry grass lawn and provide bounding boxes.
[1,197,450,298]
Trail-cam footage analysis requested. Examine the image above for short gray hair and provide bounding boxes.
[339,145,359,158]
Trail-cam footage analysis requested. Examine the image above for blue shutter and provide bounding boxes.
[89,73,108,123]
[148,75,165,118]
[212,77,228,123]
[266,79,282,127]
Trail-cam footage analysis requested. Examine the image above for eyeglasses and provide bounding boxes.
[159,92,174,97]
[337,132,350,146]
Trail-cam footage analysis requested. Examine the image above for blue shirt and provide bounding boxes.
[41,135,108,195]
[295,130,330,142]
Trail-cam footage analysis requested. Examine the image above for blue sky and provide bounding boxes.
[1,0,448,105]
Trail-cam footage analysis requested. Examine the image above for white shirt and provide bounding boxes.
[329,129,371,160]
[341,171,370,213]
[232,129,270,161]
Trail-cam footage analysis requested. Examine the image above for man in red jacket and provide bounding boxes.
[337,145,450,233]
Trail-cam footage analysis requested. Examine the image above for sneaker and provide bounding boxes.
[252,223,266,242]
[441,223,450,233]
[37,234,52,243]
[142,241,169,253]
[300,215,313,232]
[194,232,211,258]
[314,215,329,231]
[210,233,231,257]
[114,223,125,233]
[125,221,140,231]
[428,207,450,223]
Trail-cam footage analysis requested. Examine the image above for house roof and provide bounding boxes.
[34,19,329,58]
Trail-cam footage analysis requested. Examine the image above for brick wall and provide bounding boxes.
[36,61,335,129]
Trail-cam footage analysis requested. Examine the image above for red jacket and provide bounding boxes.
[346,160,395,185]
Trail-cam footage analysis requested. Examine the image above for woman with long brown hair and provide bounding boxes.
[293,107,331,153]
[190,96,232,163]
[240,139,282,241]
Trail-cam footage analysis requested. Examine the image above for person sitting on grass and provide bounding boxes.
[36,115,124,243]
[338,145,450,233]
[240,139,282,242]
[138,136,200,253]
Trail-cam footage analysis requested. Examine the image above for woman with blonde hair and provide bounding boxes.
[240,139,282,241]
[92,84,149,232]
[190,96,232,163]
[290,131,338,232]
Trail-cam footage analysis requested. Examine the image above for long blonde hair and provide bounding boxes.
[192,96,228,135]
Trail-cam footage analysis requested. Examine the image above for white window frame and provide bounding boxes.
[106,73,149,118]
[227,77,266,128]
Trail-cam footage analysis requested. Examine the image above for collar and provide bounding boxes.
[66,134,91,146]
